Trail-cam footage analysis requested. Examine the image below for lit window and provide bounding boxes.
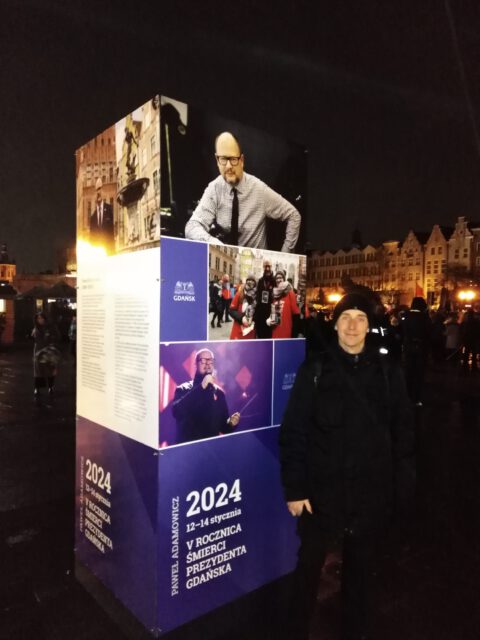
[153,170,160,193]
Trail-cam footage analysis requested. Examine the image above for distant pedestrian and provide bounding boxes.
[209,277,223,329]
[430,310,446,363]
[221,274,233,323]
[401,297,431,406]
[444,313,461,363]
[387,313,403,361]
[68,313,77,362]
[460,309,480,370]
[32,312,61,404]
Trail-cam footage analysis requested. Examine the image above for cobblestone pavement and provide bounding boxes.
[1,345,479,639]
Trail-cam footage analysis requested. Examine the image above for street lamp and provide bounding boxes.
[457,289,476,302]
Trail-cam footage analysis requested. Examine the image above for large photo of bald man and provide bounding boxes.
[159,97,307,252]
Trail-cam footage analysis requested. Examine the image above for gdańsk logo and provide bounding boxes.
[173,281,196,302]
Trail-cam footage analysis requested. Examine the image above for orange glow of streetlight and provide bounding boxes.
[457,289,476,302]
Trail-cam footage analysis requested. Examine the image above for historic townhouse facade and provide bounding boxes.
[447,216,475,284]
[396,231,428,304]
[424,225,451,302]
[309,244,382,291]
[471,224,480,280]
[307,216,480,307]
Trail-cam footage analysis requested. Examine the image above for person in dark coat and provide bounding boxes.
[209,276,223,329]
[430,310,446,363]
[90,177,114,254]
[460,308,480,370]
[32,312,61,404]
[253,259,275,339]
[279,293,415,640]
[401,297,432,406]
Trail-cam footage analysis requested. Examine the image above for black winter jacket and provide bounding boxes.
[279,343,415,535]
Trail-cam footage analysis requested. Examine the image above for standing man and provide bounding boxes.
[221,274,233,323]
[279,293,415,640]
[254,259,276,339]
[185,132,301,252]
[90,178,114,254]
[401,296,431,406]
[172,349,240,444]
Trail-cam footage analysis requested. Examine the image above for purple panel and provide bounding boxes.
[273,339,305,425]
[159,340,273,446]
[160,237,208,342]
[75,418,158,629]
[156,427,298,633]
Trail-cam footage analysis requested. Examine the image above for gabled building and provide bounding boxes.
[470,221,480,280]
[424,225,452,304]
[381,240,400,295]
[307,244,383,294]
[0,245,17,345]
[447,216,474,285]
[397,230,428,304]
[0,244,16,283]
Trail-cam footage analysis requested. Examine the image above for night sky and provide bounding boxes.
[2,0,480,271]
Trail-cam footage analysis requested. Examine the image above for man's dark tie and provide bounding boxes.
[230,188,239,246]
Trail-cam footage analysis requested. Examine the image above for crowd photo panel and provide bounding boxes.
[74,94,308,635]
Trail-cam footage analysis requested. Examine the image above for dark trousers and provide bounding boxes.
[211,302,222,326]
[405,351,427,403]
[222,298,232,322]
[287,513,375,640]
[34,376,55,390]
[254,307,272,339]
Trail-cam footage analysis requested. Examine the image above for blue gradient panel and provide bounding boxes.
[75,418,158,629]
[156,427,298,632]
[160,237,208,342]
[273,339,305,425]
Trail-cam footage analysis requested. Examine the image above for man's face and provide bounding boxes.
[215,136,244,186]
[196,351,215,375]
[263,261,272,277]
[335,309,369,354]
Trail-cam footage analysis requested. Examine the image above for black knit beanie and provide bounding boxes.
[332,293,374,326]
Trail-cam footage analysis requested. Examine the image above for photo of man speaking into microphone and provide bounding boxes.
[159,341,273,446]
[172,348,241,444]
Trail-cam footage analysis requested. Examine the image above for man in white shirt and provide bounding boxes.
[185,132,301,252]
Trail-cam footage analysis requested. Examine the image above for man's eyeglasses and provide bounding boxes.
[198,358,214,364]
[216,155,241,166]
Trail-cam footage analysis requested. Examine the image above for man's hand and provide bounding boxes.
[228,412,241,427]
[201,374,215,390]
[287,499,313,517]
